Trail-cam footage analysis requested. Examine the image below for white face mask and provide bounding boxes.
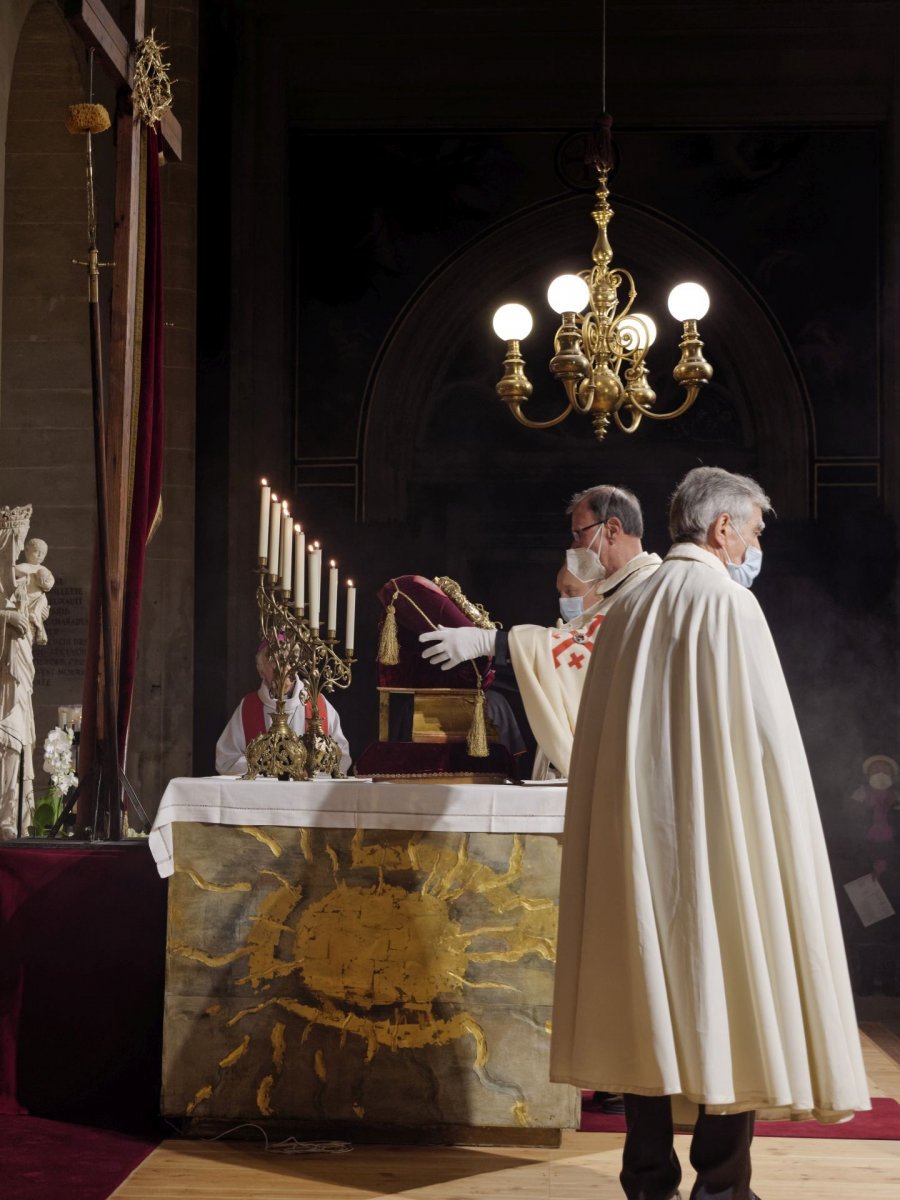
[870,772,893,791]
[558,595,584,623]
[725,523,762,588]
[567,523,607,583]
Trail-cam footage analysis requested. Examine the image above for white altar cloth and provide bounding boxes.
[149,776,567,878]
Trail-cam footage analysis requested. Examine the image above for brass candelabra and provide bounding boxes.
[244,563,354,781]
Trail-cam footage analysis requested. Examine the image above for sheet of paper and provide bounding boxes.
[516,778,568,786]
[844,874,896,927]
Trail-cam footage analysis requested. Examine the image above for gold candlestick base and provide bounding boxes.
[241,563,353,781]
[244,710,308,780]
[301,715,343,778]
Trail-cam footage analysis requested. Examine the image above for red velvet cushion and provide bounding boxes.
[376,575,495,691]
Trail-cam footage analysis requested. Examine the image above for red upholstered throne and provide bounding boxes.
[355,574,518,782]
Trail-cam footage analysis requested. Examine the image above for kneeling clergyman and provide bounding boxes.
[551,466,869,1200]
[216,642,351,776]
[419,485,661,778]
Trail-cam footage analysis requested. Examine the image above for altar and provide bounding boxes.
[152,777,577,1144]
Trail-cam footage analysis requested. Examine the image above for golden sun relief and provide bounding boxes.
[163,824,574,1131]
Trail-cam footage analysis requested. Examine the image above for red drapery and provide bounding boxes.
[117,123,165,761]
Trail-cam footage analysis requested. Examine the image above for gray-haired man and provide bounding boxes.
[551,466,869,1200]
[420,485,660,777]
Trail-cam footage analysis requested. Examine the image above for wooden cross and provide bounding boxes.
[63,0,183,833]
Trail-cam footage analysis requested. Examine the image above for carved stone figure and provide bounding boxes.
[15,537,55,646]
[0,504,36,838]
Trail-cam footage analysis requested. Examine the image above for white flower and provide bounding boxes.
[42,726,77,796]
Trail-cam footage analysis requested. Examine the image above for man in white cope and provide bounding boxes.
[216,642,351,775]
[420,485,661,779]
[551,466,869,1200]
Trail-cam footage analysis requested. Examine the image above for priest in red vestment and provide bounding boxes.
[216,643,351,775]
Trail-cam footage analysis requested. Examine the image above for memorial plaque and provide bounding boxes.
[33,580,87,690]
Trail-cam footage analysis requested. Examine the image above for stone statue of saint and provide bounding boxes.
[0,504,43,839]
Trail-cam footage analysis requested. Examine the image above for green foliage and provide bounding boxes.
[29,786,68,838]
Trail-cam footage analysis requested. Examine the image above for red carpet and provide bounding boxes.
[0,1115,157,1200]
[579,1094,900,1139]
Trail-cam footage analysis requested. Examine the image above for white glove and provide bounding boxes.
[419,624,496,671]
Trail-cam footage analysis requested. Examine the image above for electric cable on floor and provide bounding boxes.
[165,1118,353,1155]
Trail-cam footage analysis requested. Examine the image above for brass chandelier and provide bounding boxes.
[491,2,713,444]
[492,140,713,443]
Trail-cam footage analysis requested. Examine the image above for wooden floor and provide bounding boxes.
[112,1028,900,1199]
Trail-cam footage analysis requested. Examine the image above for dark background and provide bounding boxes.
[193,1,898,886]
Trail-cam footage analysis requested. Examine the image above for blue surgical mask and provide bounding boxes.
[559,595,584,623]
[725,525,763,588]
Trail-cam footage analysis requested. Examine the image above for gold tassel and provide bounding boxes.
[466,688,489,758]
[377,594,400,665]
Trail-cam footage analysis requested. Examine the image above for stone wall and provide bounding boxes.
[0,0,100,773]
[0,0,198,820]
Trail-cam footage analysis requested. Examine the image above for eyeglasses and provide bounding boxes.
[571,519,604,542]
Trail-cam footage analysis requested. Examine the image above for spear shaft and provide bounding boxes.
[75,49,122,839]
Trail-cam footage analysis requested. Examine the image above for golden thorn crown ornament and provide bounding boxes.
[492,137,714,442]
[131,30,175,128]
[432,576,501,631]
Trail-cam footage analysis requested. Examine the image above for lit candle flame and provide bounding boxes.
[261,477,268,486]
[294,523,301,533]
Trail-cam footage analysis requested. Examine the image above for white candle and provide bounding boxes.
[267,494,281,576]
[309,546,322,627]
[327,560,338,632]
[257,478,271,561]
[292,525,305,609]
[345,580,356,654]
[280,506,293,592]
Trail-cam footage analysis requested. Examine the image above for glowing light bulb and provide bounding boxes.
[492,303,533,341]
[617,312,657,351]
[546,274,589,315]
[667,282,710,322]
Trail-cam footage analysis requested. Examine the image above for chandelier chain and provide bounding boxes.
[601,0,607,114]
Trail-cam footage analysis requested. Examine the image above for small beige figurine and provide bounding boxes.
[14,538,55,646]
